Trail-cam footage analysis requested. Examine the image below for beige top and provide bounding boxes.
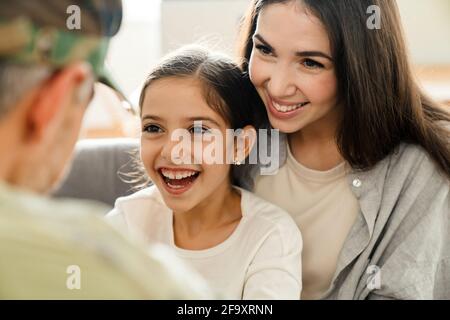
[254,145,360,300]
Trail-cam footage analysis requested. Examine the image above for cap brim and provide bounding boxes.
[97,67,137,114]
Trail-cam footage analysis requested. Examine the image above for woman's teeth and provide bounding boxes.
[273,101,309,113]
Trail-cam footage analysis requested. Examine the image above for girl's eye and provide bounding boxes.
[302,59,324,69]
[189,125,210,135]
[143,124,163,134]
[255,44,272,56]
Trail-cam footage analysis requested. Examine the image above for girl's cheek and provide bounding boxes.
[200,164,231,187]
[140,141,159,167]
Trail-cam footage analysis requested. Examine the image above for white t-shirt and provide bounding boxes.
[106,185,302,300]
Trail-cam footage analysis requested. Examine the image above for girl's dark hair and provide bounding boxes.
[237,0,450,179]
[123,45,266,189]
[139,45,266,130]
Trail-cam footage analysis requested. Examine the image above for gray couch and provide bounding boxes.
[52,138,142,207]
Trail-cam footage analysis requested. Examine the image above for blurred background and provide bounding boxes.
[82,0,450,139]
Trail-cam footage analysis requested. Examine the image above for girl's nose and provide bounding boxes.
[160,133,192,165]
[160,138,178,163]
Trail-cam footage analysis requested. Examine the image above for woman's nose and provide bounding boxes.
[267,64,297,98]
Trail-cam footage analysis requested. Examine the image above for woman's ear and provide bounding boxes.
[233,125,257,164]
[26,62,92,143]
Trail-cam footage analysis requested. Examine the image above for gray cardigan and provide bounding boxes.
[235,133,450,299]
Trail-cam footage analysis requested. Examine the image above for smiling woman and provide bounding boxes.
[248,2,339,136]
[237,0,450,300]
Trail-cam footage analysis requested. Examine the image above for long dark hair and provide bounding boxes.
[237,0,450,179]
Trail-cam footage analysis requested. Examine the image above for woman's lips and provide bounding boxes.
[265,93,310,120]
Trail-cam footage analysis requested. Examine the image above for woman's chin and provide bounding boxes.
[267,114,305,134]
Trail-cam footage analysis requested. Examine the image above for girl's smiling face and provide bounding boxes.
[249,1,340,135]
[140,77,237,213]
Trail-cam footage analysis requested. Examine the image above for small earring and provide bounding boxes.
[234,159,241,166]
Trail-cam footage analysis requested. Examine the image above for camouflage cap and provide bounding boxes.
[0,0,129,104]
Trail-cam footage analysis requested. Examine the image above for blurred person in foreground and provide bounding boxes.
[0,0,210,299]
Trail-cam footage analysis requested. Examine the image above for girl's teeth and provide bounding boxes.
[161,169,198,180]
[167,182,184,189]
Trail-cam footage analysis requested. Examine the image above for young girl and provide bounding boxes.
[107,46,302,299]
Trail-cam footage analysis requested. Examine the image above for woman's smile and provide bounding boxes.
[248,1,338,134]
[266,91,311,120]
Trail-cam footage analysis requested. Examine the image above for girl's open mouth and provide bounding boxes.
[158,168,201,195]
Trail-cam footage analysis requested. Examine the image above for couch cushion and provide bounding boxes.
[52,138,142,207]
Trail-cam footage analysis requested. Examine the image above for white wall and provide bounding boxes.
[397,0,450,65]
[160,0,249,55]
[107,0,162,102]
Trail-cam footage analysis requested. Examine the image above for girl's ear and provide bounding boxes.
[234,125,257,164]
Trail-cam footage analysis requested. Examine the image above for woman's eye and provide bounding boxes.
[143,124,163,134]
[302,59,324,69]
[255,44,272,56]
[189,126,210,135]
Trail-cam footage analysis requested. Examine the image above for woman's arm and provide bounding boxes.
[365,168,449,300]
